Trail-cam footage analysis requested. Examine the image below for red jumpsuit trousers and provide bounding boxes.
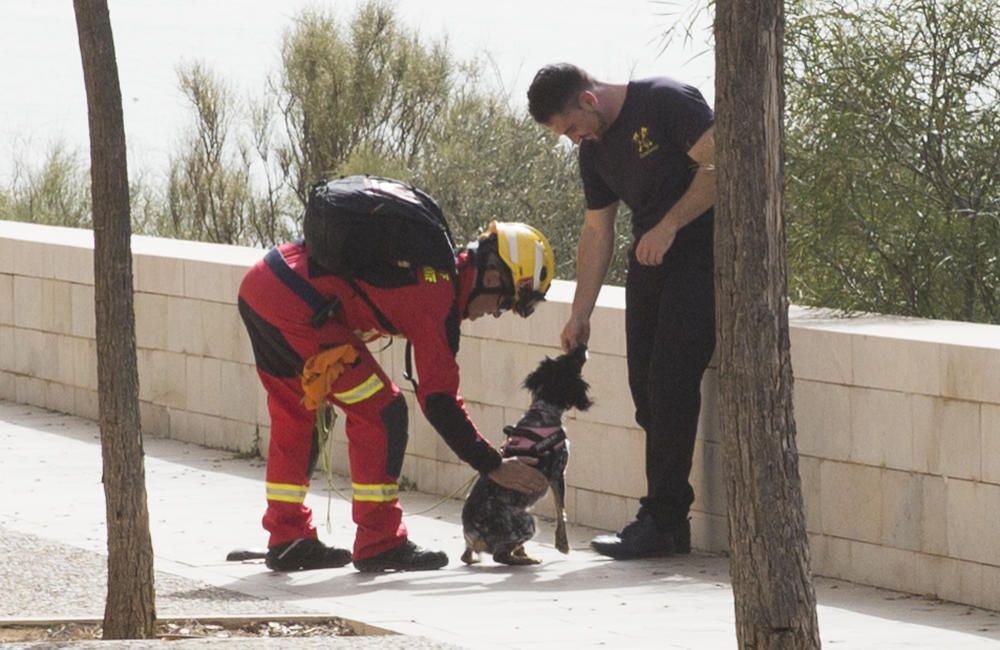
[237,243,408,560]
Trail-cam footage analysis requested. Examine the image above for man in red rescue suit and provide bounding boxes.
[238,218,556,572]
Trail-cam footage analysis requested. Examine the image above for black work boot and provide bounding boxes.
[353,540,449,573]
[590,517,691,560]
[265,538,353,571]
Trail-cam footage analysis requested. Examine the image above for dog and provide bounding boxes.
[461,345,593,565]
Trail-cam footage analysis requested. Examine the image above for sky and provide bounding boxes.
[0,0,714,181]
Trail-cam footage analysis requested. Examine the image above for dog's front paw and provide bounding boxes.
[461,547,481,565]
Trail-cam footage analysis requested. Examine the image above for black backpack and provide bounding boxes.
[303,175,458,279]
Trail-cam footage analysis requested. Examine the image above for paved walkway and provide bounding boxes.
[2,399,1000,649]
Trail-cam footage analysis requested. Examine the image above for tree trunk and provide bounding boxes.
[714,0,821,647]
[73,0,156,639]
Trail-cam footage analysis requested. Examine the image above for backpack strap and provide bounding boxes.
[264,247,341,329]
[344,277,420,393]
[344,277,399,336]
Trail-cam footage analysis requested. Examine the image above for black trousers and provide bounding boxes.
[624,242,716,528]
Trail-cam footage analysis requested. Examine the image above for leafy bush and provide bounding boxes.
[785,0,1000,323]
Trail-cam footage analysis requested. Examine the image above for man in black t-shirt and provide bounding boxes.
[528,63,716,560]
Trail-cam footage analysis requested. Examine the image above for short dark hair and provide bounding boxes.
[527,63,594,124]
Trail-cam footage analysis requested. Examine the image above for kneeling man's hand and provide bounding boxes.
[488,457,547,494]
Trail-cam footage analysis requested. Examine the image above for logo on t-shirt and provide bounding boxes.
[632,127,660,159]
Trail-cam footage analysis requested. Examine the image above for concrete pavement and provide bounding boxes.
[2,399,1000,649]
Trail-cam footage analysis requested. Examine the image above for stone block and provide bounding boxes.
[47,280,73,336]
[579,350,633,429]
[573,488,633,532]
[920,475,948,556]
[880,469,922,551]
[166,297,203,355]
[853,335,940,396]
[134,292,169,351]
[50,244,93,286]
[599,424,645,498]
[183,259,239,304]
[849,388,912,469]
[13,240,52,279]
[559,417,604,493]
[983,404,1000,485]
[690,511,728,552]
[185,355,223,417]
[453,337,484,403]
[70,284,95,339]
[691,438,726,517]
[44,380,75,415]
[938,399,982,481]
[55,335,78,386]
[848,539,916,594]
[12,276,43,329]
[201,300,245,361]
[134,252,185,297]
[139,401,171,438]
[0,326,12,373]
[789,325,852,384]
[820,461,881,543]
[14,329,46,377]
[911,395,942,475]
[0,274,11,326]
[798,455,823,534]
[0,237,11,274]
[219,360,259,423]
[944,479,988,564]
[137,348,187,409]
[585,288,628,357]
[699,368,721,443]
[73,338,97,391]
[941,344,1000,406]
[794,380,851,461]
[0,370,14,401]
[74,387,99,421]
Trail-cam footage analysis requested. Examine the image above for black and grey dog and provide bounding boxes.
[461,345,593,565]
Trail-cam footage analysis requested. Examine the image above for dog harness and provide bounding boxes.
[501,424,566,458]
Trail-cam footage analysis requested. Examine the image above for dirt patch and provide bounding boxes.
[0,617,357,643]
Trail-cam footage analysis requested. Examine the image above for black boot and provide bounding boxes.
[353,540,448,573]
[590,517,690,560]
[265,538,352,571]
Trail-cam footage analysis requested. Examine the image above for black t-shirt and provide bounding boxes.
[579,77,714,254]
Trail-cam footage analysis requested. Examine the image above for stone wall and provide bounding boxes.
[2,220,998,610]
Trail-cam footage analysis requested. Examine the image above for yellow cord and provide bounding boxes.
[313,399,477,520]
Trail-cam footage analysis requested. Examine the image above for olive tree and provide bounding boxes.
[785,0,1000,323]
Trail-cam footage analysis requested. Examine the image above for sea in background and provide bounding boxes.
[0,0,714,183]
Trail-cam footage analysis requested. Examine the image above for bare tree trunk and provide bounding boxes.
[715,0,821,647]
[73,0,156,639]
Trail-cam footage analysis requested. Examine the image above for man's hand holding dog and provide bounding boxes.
[488,457,548,494]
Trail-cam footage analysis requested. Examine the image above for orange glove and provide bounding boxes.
[300,344,359,410]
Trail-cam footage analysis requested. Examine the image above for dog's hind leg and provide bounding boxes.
[551,474,570,554]
[461,547,481,565]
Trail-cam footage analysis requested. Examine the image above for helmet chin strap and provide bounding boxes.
[464,247,513,317]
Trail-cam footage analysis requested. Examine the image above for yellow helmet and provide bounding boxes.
[484,221,555,317]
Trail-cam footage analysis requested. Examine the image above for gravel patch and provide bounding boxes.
[0,527,313,619]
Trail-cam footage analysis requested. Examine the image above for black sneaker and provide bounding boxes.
[590,517,691,560]
[265,538,353,572]
[353,540,448,573]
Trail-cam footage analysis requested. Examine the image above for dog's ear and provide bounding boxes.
[568,344,588,369]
